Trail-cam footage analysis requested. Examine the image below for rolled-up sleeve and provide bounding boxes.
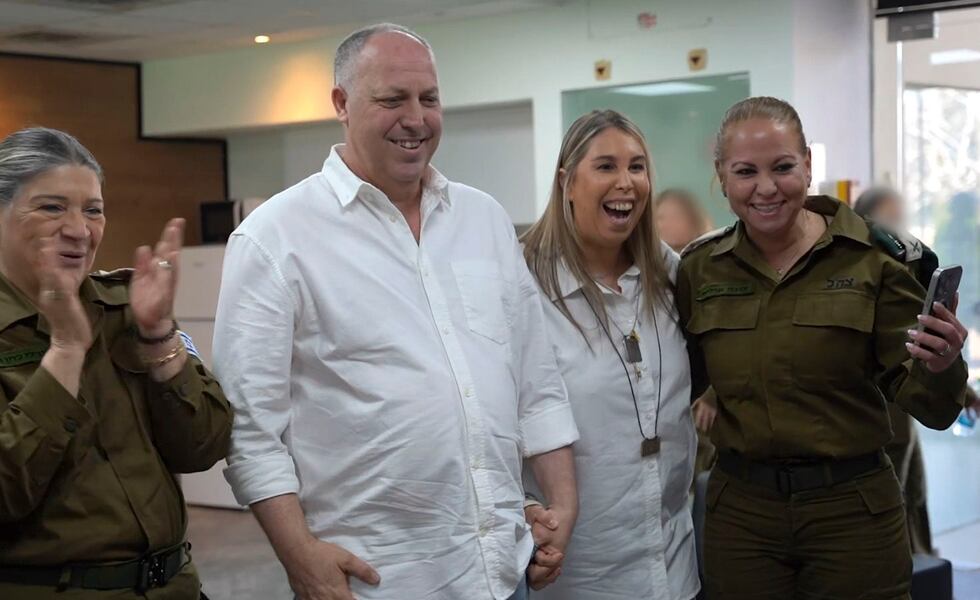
[213,233,300,506]
[509,238,579,458]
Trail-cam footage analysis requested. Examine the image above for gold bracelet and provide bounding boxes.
[141,343,185,369]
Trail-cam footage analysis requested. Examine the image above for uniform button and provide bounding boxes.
[63,417,78,433]
[178,382,191,396]
[162,392,176,403]
[464,387,473,398]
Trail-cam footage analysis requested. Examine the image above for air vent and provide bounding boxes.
[1,29,129,46]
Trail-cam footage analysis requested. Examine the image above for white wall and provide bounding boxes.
[224,102,537,224]
[793,0,873,186]
[143,0,800,214]
[872,17,902,187]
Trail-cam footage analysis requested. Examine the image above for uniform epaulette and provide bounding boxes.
[866,222,938,290]
[681,225,734,258]
[867,223,925,263]
[90,267,135,283]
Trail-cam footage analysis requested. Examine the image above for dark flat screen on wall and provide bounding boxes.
[877,0,980,15]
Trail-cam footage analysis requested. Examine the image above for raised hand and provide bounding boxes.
[130,218,184,336]
[35,235,92,352]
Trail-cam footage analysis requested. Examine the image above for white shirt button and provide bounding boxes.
[388,214,398,223]
[442,327,450,335]
[479,525,489,537]
[464,387,473,398]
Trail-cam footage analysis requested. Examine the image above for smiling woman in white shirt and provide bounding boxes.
[521,110,699,600]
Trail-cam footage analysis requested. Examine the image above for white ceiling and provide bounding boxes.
[0,0,565,62]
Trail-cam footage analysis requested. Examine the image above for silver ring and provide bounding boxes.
[157,259,173,270]
[41,289,63,301]
[939,343,952,358]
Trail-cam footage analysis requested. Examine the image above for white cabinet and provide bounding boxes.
[175,245,241,509]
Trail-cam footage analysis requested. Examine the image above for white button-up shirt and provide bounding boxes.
[213,146,577,600]
[525,247,699,600]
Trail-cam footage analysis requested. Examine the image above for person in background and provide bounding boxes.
[679,97,969,599]
[654,188,713,254]
[0,127,232,599]
[653,188,718,483]
[853,186,905,230]
[213,23,578,600]
[854,185,935,554]
[522,109,700,600]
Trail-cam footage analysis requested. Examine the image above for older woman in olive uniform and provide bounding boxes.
[678,98,968,600]
[0,127,232,599]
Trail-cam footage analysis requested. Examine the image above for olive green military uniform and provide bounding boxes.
[0,270,233,598]
[885,403,934,555]
[677,196,968,600]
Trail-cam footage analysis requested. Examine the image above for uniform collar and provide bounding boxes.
[711,195,871,258]
[321,144,450,210]
[0,272,124,335]
[0,273,38,333]
[555,260,640,299]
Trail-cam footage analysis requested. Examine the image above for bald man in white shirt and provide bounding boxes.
[213,23,579,600]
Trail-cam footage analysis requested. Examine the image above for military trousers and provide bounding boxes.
[704,465,911,600]
[0,562,200,599]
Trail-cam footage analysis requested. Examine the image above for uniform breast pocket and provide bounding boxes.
[687,297,760,400]
[452,260,512,345]
[792,291,874,390]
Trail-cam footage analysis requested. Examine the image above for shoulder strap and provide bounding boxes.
[680,225,734,258]
[90,267,135,283]
[867,222,937,289]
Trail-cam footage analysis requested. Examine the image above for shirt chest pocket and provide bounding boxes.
[687,297,760,399]
[452,260,512,345]
[791,291,875,390]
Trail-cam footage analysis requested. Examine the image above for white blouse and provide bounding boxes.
[526,244,699,600]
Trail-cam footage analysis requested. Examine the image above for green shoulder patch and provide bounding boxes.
[696,282,754,301]
[0,343,48,367]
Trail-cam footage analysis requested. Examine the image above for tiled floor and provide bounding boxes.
[187,507,980,600]
[936,520,980,600]
[187,506,291,599]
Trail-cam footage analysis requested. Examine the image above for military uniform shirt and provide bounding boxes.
[677,196,967,460]
[0,270,233,564]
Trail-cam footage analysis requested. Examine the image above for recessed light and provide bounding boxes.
[254,35,270,44]
[930,49,980,65]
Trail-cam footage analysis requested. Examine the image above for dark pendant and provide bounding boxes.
[624,333,642,364]
[641,437,661,457]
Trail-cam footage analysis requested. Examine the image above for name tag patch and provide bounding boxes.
[696,282,754,301]
[825,277,855,290]
[0,344,48,367]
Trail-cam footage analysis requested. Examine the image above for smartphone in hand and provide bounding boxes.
[915,265,963,338]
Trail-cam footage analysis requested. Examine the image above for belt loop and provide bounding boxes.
[56,566,71,592]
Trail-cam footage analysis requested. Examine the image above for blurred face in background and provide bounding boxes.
[655,194,701,252]
[870,194,905,229]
